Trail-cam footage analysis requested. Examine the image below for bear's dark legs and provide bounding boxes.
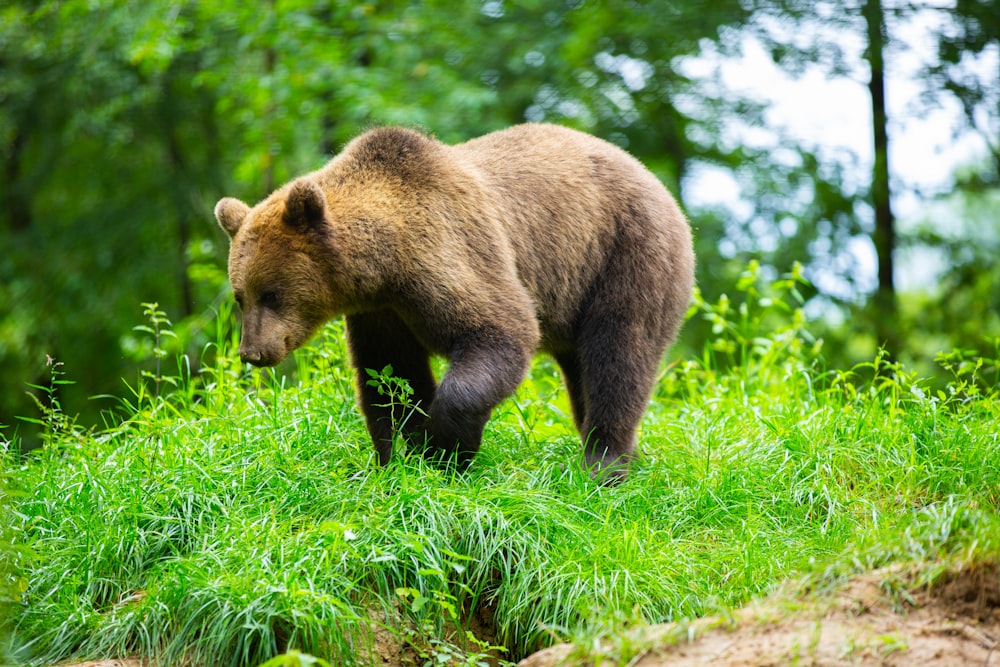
[576,314,665,483]
[423,335,530,470]
[346,311,436,466]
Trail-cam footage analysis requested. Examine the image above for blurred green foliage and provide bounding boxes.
[1,0,997,445]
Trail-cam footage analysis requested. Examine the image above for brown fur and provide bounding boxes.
[216,123,695,481]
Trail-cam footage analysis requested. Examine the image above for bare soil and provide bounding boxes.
[518,562,1000,667]
[50,562,1000,667]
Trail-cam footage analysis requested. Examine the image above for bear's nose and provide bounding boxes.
[240,347,265,366]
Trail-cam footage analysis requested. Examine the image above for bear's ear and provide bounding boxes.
[215,198,251,238]
[284,180,327,232]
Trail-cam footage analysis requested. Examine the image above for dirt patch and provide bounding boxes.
[358,603,506,667]
[518,562,1000,667]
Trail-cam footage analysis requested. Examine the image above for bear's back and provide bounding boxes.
[451,124,690,345]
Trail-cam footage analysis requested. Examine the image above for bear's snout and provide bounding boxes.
[237,308,291,367]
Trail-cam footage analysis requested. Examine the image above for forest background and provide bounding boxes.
[1,0,998,448]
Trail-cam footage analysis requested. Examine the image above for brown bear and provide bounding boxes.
[215,123,694,481]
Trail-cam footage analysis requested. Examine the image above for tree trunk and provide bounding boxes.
[864,0,898,358]
[3,129,32,233]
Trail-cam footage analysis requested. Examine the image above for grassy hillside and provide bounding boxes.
[3,271,999,666]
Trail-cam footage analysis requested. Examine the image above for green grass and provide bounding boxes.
[3,271,999,666]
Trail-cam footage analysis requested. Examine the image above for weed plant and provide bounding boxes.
[3,265,999,666]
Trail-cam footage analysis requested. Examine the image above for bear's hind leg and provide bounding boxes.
[346,311,437,466]
[576,317,665,484]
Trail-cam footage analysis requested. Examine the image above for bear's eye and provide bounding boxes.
[259,290,282,310]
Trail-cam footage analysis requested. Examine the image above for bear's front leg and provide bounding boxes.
[422,335,530,470]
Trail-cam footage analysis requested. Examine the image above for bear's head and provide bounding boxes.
[215,180,337,367]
